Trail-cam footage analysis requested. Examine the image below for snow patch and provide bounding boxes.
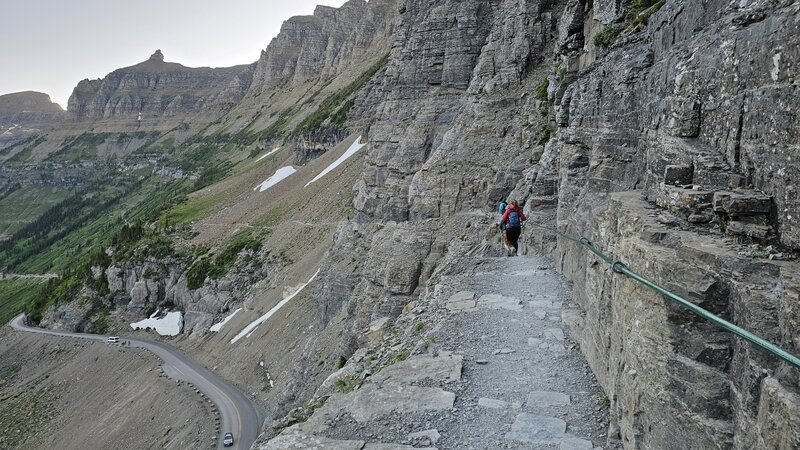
[254,166,296,192]
[231,269,320,344]
[255,147,280,162]
[210,308,242,332]
[305,136,366,187]
[130,311,183,336]
[772,53,781,82]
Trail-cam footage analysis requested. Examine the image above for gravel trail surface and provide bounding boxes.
[264,255,616,450]
[428,255,612,449]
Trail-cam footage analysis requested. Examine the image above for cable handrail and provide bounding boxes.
[525,221,800,369]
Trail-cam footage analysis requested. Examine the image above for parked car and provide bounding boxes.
[223,432,234,447]
[107,336,120,343]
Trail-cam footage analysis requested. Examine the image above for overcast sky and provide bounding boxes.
[0,0,348,108]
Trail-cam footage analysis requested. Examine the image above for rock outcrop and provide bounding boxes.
[40,246,280,335]
[67,50,253,122]
[0,91,65,149]
[248,0,397,94]
[515,0,800,448]
[0,91,64,124]
[353,0,559,222]
[308,0,800,448]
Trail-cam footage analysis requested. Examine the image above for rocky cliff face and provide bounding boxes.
[0,91,65,149]
[310,0,567,405]
[353,0,560,222]
[248,0,397,94]
[67,50,253,123]
[307,0,800,448]
[515,0,800,448]
[0,91,64,124]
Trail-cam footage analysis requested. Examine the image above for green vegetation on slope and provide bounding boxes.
[186,229,263,289]
[0,135,42,159]
[291,53,389,136]
[0,173,189,274]
[5,136,46,163]
[594,25,622,48]
[1,50,387,324]
[160,190,225,226]
[45,132,162,162]
[0,186,72,238]
[0,277,47,325]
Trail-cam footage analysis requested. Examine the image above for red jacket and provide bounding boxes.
[501,204,526,227]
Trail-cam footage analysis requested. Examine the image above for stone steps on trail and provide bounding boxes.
[263,353,463,449]
[505,413,594,449]
[262,256,608,449]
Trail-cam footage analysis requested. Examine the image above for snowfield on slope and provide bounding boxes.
[305,136,366,187]
[210,308,242,332]
[231,270,320,344]
[255,147,280,162]
[254,166,296,192]
[130,311,183,336]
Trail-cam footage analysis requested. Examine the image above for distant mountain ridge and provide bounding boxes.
[67,49,254,122]
[0,91,64,125]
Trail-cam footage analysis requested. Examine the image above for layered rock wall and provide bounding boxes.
[0,91,65,149]
[248,0,397,94]
[68,50,253,122]
[354,0,562,222]
[312,0,800,448]
[557,192,800,449]
[514,0,800,448]
[0,91,64,125]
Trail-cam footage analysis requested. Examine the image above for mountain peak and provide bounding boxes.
[150,49,164,61]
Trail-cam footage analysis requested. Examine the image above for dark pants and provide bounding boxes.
[506,226,521,252]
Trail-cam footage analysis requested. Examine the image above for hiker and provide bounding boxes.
[497,200,508,217]
[500,199,526,256]
[496,199,509,248]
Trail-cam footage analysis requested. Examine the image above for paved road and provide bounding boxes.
[10,314,260,450]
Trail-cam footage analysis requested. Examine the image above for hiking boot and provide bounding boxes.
[511,247,517,257]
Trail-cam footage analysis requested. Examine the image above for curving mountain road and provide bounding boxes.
[10,314,260,450]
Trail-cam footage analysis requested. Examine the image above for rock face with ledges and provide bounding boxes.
[353,0,560,222]
[248,0,398,94]
[0,91,64,124]
[513,0,800,448]
[0,91,65,149]
[67,50,253,122]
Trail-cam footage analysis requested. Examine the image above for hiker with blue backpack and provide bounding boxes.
[496,200,509,248]
[500,199,526,256]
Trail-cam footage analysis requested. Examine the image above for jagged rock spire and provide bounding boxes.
[149,49,164,61]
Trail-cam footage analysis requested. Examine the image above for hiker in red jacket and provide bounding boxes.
[500,199,526,256]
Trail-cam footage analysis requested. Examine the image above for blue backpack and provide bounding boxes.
[507,211,521,229]
[498,201,507,214]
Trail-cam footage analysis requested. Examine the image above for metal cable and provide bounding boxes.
[524,220,800,369]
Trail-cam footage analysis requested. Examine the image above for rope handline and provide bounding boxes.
[524,220,800,369]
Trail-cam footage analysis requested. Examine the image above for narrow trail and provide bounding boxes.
[267,255,614,449]
[430,255,611,449]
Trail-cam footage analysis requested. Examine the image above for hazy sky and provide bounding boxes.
[0,0,348,108]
